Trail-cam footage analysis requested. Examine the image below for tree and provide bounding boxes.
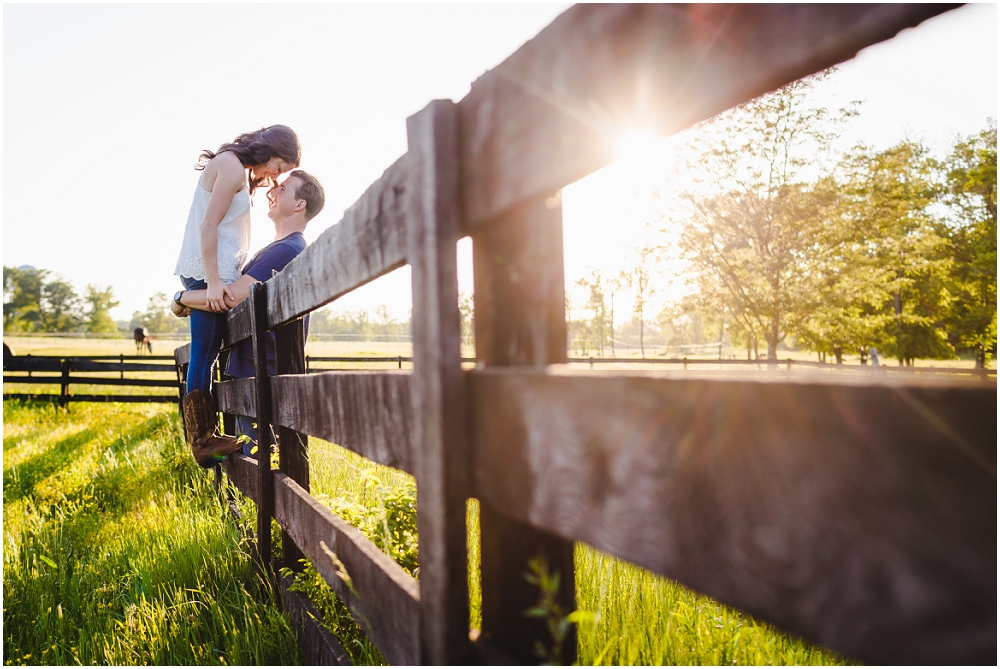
[3,266,47,332]
[84,284,120,334]
[941,119,997,367]
[669,71,859,360]
[842,141,954,365]
[40,277,82,332]
[619,245,658,356]
[574,270,613,357]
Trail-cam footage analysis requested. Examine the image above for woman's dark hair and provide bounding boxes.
[196,125,302,196]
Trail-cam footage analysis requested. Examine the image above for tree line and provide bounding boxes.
[569,72,996,368]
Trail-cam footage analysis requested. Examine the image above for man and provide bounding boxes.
[172,169,325,465]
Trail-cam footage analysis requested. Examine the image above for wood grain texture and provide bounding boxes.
[406,100,473,664]
[223,298,253,347]
[265,156,410,328]
[274,318,309,571]
[274,473,421,666]
[457,4,959,231]
[270,372,414,475]
[215,377,256,418]
[249,282,276,570]
[278,573,353,666]
[471,197,576,664]
[469,369,997,665]
[224,453,260,504]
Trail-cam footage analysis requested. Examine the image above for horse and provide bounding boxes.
[133,327,152,355]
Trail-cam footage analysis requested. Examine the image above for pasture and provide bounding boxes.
[3,366,848,665]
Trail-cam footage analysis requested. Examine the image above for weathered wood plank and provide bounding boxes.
[3,393,178,404]
[471,196,576,663]
[2,375,180,388]
[278,572,352,666]
[458,4,959,231]
[274,317,310,571]
[223,298,253,347]
[469,369,997,665]
[2,357,64,372]
[274,473,421,666]
[406,99,472,664]
[249,282,276,570]
[174,344,191,367]
[270,372,414,475]
[69,360,176,373]
[265,156,410,328]
[224,452,260,503]
[215,377,256,417]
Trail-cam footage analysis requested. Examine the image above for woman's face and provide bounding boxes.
[251,157,294,181]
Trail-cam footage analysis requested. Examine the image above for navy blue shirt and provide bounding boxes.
[226,232,307,379]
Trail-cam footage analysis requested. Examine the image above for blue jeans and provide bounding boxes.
[181,276,225,393]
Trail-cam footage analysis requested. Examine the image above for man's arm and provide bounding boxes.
[172,274,259,316]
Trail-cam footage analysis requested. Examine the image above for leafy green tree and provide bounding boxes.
[842,141,954,365]
[669,71,859,360]
[941,119,997,367]
[84,284,120,334]
[40,277,83,332]
[3,266,47,332]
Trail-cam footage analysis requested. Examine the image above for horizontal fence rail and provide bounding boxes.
[4,354,182,405]
[302,354,998,376]
[168,4,994,666]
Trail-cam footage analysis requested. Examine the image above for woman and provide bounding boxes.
[173,125,301,466]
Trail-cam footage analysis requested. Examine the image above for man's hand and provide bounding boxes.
[205,279,234,312]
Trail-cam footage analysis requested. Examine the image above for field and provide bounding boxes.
[5,336,859,664]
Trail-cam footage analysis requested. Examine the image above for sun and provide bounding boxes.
[614,128,663,176]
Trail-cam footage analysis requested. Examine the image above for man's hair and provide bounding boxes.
[287,170,325,222]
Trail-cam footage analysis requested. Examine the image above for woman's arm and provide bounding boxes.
[199,153,246,312]
[172,274,259,316]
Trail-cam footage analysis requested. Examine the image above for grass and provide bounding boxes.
[2,400,299,666]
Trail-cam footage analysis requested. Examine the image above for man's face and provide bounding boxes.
[267,176,304,221]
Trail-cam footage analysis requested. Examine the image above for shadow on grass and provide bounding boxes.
[3,413,173,504]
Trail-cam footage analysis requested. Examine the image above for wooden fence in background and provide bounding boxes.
[3,354,182,406]
[178,5,993,665]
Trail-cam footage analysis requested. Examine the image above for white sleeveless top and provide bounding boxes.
[173,177,252,284]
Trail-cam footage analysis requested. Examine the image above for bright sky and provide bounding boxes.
[3,4,996,324]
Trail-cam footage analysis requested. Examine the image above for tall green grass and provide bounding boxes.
[2,401,299,665]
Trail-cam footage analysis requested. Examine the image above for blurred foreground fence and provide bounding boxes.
[3,354,183,406]
[170,4,993,666]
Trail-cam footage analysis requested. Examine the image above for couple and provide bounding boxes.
[171,126,325,467]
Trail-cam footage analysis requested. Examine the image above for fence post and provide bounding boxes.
[472,195,577,664]
[248,281,276,574]
[59,358,71,407]
[406,99,472,664]
[274,317,309,572]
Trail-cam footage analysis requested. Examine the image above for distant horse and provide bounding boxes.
[133,327,152,355]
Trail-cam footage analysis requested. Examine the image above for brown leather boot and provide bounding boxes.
[182,390,242,468]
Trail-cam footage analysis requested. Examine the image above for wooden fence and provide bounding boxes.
[3,354,182,406]
[176,5,993,665]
